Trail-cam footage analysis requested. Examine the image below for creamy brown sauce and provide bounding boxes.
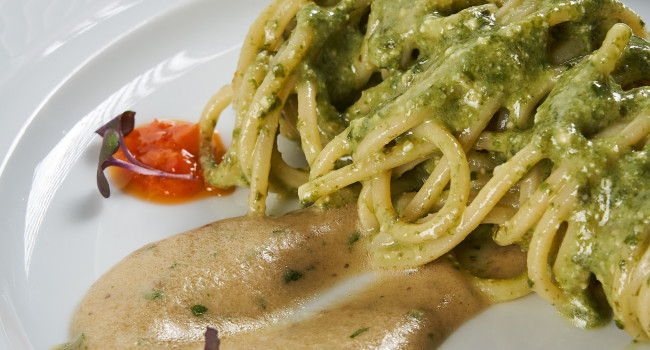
[67,207,521,349]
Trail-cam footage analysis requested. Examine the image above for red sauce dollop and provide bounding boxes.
[111,119,233,203]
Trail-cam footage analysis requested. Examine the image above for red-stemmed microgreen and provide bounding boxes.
[95,111,197,198]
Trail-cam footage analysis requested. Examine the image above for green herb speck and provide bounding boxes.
[273,228,287,235]
[348,232,361,251]
[624,233,638,245]
[614,319,625,329]
[349,327,369,338]
[272,64,286,78]
[284,269,303,284]
[191,304,208,316]
[145,290,164,300]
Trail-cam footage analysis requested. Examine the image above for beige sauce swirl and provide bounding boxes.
[67,207,519,349]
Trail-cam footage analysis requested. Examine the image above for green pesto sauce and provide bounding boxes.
[209,0,650,330]
[294,0,650,328]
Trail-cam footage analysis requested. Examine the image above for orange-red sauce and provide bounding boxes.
[111,119,233,203]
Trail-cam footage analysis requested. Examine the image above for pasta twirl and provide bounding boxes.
[199,0,650,340]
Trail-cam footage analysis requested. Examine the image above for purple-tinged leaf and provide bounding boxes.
[95,111,135,137]
[204,326,221,350]
[95,111,197,198]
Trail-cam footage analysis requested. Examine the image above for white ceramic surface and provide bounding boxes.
[0,0,649,349]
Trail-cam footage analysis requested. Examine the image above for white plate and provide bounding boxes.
[0,0,649,349]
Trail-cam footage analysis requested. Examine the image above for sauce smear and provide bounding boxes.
[65,206,488,349]
[111,119,233,203]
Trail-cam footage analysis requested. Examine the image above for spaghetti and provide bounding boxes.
[199,0,650,340]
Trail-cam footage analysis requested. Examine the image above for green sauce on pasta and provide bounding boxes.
[203,0,650,341]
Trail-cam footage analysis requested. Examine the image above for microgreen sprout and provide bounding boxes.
[95,111,197,197]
